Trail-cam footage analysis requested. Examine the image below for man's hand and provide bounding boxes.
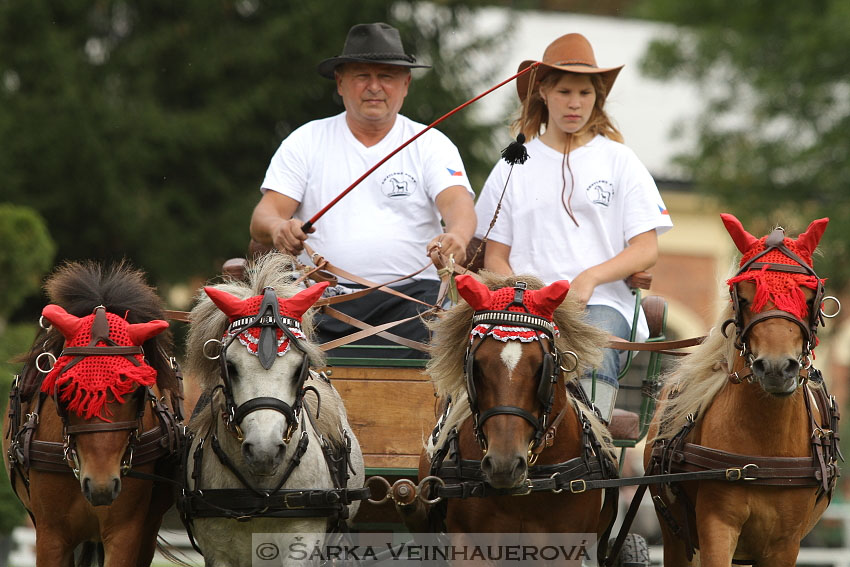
[428,232,468,266]
[273,218,315,256]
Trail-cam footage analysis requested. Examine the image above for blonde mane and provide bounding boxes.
[185,252,335,439]
[425,271,613,458]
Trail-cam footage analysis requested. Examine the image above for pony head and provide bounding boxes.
[40,305,169,420]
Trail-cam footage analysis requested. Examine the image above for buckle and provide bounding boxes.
[726,463,758,481]
[569,479,586,493]
[284,492,306,509]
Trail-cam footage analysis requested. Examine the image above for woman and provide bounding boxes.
[474,33,673,423]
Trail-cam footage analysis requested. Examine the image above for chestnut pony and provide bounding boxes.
[411,272,618,558]
[645,214,841,567]
[3,261,185,566]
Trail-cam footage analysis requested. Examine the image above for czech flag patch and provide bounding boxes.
[447,168,464,177]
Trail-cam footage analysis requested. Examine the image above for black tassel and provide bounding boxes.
[500,133,529,165]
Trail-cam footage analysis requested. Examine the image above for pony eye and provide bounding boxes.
[225,361,239,380]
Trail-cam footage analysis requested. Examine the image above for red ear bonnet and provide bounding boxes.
[205,282,329,359]
[40,305,168,420]
[456,275,569,342]
[204,281,329,322]
[724,213,828,324]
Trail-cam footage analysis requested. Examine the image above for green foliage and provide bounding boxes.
[0,205,56,321]
[0,324,34,534]
[0,1,503,301]
[636,0,850,291]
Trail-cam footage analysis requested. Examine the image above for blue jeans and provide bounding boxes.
[579,305,630,423]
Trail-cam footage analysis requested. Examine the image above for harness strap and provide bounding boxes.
[181,486,372,520]
[319,307,428,352]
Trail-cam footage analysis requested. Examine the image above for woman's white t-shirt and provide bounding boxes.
[474,135,673,341]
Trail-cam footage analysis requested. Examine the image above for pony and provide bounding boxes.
[405,271,618,560]
[3,260,185,566]
[180,252,366,567]
[644,214,841,567]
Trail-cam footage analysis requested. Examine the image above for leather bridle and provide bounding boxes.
[207,287,313,444]
[721,227,839,381]
[463,284,575,456]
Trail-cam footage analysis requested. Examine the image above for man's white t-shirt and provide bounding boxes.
[474,135,673,341]
[261,112,473,283]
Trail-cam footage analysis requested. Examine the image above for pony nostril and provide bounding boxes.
[82,477,92,499]
[782,358,801,378]
[752,358,767,377]
[111,478,122,500]
[481,455,493,475]
[511,457,527,479]
[276,443,286,461]
[242,442,254,460]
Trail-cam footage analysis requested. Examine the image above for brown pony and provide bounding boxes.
[406,272,618,559]
[3,261,185,566]
[645,214,840,566]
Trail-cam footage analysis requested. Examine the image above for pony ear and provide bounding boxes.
[455,274,492,310]
[531,280,571,315]
[41,304,83,340]
[282,282,329,319]
[720,213,759,254]
[204,286,251,319]
[795,217,829,258]
[127,320,170,345]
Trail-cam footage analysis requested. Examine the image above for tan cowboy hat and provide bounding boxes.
[515,33,623,101]
[317,22,431,79]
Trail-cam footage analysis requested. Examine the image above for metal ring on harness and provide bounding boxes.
[203,339,223,360]
[821,296,841,318]
[417,476,445,505]
[39,315,52,330]
[365,475,392,505]
[35,352,57,374]
[558,350,579,373]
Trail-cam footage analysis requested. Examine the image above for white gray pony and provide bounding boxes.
[181,252,365,566]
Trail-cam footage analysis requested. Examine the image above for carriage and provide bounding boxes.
[3,215,842,566]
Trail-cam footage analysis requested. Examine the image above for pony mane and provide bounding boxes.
[185,253,328,435]
[19,260,177,399]
[650,300,738,442]
[426,271,613,458]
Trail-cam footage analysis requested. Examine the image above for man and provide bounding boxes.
[250,22,476,358]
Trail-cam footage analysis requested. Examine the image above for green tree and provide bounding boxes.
[636,0,850,291]
[0,1,504,298]
[0,205,56,328]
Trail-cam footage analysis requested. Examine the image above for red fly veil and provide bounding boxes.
[41,305,169,420]
[455,274,569,341]
[722,213,828,321]
[204,282,328,357]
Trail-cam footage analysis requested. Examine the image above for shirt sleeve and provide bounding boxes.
[619,149,673,242]
[420,130,474,200]
[259,125,311,203]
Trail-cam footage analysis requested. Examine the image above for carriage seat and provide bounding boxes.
[608,408,640,441]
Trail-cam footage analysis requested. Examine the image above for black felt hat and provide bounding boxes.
[317,22,430,79]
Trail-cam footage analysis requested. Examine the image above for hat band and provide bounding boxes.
[548,60,596,68]
[341,52,416,63]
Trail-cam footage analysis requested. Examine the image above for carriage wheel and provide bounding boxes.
[608,533,650,567]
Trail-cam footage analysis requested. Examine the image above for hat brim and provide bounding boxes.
[515,60,623,101]
[317,56,431,79]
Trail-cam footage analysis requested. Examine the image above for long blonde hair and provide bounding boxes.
[512,71,623,144]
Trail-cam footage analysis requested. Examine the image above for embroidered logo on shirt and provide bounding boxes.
[447,168,464,177]
[586,180,614,207]
[381,172,417,199]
